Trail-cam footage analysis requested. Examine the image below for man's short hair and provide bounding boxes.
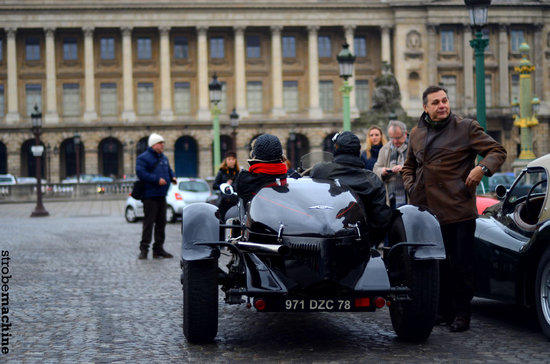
[387,120,407,135]
[422,85,448,105]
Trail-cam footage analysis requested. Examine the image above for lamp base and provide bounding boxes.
[31,204,50,217]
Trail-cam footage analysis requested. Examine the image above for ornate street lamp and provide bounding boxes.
[73,132,81,186]
[512,43,539,166]
[229,107,239,154]
[465,0,491,191]
[336,43,356,132]
[209,73,222,172]
[30,105,49,217]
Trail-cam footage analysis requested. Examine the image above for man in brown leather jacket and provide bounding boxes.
[402,85,507,333]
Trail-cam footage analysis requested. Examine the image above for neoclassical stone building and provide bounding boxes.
[0,0,548,181]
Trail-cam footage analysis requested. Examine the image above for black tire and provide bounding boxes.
[125,206,138,223]
[182,259,218,344]
[389,247,439,342]
[166,206,176,223]
[535,247,550,339]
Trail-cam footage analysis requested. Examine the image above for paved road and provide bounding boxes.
[1,200,549,363]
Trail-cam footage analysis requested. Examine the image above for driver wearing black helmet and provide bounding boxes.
[311,131,392,244]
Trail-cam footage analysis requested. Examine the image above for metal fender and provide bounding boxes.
[181,202,221,262]
[388,205,446,261]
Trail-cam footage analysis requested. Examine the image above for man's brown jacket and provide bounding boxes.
[402,112,507,225]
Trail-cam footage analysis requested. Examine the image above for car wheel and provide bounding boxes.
[388,246,439,342]
[535,247,550,339]
[166,206,176,223]
[125,206,138,223]
[182,258,218,344]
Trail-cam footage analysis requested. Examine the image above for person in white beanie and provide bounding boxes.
[136,133,176,259]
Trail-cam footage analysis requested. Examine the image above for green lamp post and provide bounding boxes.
[465,0,491,192]
[512,43,538,163]
[209,73,222,174]
[337,43,356,132]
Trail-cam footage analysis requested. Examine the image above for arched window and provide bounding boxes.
[99,137,122,177]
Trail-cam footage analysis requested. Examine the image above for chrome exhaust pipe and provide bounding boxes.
[236,242,289,255]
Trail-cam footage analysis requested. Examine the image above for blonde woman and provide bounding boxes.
[360,125,387,170]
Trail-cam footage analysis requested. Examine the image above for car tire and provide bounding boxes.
[182,258,218,344]
[535,247,550,339]
[125,206,138,223]
[388,246,439,342]
[166,206,176,223]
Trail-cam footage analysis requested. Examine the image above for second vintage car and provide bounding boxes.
[475,153,550,339]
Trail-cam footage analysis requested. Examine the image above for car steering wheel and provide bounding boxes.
[525,179,547,223]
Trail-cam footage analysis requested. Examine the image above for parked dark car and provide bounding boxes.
[475,154,550,339]
[180,174,446,344]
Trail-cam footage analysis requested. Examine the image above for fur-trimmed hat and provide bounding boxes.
[148,133,165,147]
[248,134,283,163]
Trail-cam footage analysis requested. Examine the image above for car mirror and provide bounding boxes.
[220,183,235,196]
[495,184,507,199]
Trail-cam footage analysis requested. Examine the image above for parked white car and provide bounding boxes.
[125,177,212,223]
[0,174,16,185]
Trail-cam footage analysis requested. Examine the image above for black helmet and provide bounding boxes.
[333,131,361,157]
[249,134,283,163]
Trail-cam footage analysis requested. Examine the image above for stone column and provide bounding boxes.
[534,23,544,100]
[45,28,59,124]
[427,24,437,86]
[121,27,136,122]
[381,25,392,65]
[344,25,358,118]
[83,27,97,122]
[270,25,285,118]
[197,26,210,121]
[159,26,174,121]
[463,27,474,109]
[497,25,510,107]
[308,26,322,119]
[234,26,249,118]
[5,27,19,124]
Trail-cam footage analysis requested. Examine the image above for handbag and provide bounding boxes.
[131,158,161,201]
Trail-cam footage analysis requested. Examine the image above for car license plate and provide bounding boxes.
[283,298,352,311]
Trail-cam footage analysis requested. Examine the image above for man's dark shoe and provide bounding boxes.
[138,251,148,260]
[153,250,174,259]
[449,316,470,332]
[435,314,454,326]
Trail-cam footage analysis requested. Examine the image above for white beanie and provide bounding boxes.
[148,133,165,147]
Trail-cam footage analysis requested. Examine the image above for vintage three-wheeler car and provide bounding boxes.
[475,154,550,339]
[179,174,446,343]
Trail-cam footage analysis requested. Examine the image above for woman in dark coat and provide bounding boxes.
[213,151,240,191]
[360,125,387,170]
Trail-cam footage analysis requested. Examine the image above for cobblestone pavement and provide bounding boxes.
[1,200,549,363]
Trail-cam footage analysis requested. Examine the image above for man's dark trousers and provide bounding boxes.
[140,197,167,254]
[438,218,476,320]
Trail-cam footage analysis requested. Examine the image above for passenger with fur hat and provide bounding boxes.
[216,134,287,220]
[135,132,177,260]
[310,131,391,244]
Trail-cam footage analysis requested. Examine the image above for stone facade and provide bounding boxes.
[0,0,549,181]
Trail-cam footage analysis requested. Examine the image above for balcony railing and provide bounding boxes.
[0,182,134,202]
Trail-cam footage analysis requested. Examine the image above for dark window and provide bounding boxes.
[174,36,188,59]
[354,36,366,57]
[246,35,260,58]
[318,35,331,58]
[282,36,296,58]
[63,37,78,60]
[210,37,224,58]
[100,37,115,60]
[137,37,152,59]
[26,38,40,61]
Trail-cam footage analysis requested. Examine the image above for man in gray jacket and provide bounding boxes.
[373,120,408,208]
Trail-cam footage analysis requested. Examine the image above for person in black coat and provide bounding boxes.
[311,131,392,245]
[213,151,240,191]
[216,134,287,221]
